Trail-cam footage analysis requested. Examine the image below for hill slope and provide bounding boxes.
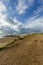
[0,34,43,65]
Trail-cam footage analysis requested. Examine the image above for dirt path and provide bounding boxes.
[0,34,43,65]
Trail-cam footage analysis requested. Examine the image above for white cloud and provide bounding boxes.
[0,13,11,27]
[33,0,43,16]
[0,1,8,27]
[27,14,40,21]
[16,0,34,14]
[13,18,23,26]
[16,0,27,14]
[0,14,23,31]
[0,0,9,2]
[0,12,23,31]
[23,0,43,29]
[0,0,23,32]
[29,18,43,28]
[28,0,34,6]
[11,18,23,31]
[0,0,43,36]
[33,6,43,16]
[0,1,6,12]
[0,1,10,27]
[0,1,9,28]
[0,31,3,34]
[39,0,43,5]
[24,16,43,29]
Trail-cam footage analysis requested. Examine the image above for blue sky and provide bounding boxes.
[0,0,43,36]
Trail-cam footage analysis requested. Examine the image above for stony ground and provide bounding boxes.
[0,34,43,65]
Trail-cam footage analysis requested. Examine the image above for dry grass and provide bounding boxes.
[0,34,43,65]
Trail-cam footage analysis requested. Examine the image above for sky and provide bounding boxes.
[0,0,43,36]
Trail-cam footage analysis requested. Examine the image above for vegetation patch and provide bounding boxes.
[0,40,19,51]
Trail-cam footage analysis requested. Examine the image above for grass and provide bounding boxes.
[0,33,43,51]
[0,41,18,51]
[0,36,25,51]
[0,39,17,51]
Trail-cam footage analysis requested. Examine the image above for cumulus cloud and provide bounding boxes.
[16,0,34,14]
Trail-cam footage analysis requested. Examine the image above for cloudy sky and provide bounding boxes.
[0,0,43,36]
